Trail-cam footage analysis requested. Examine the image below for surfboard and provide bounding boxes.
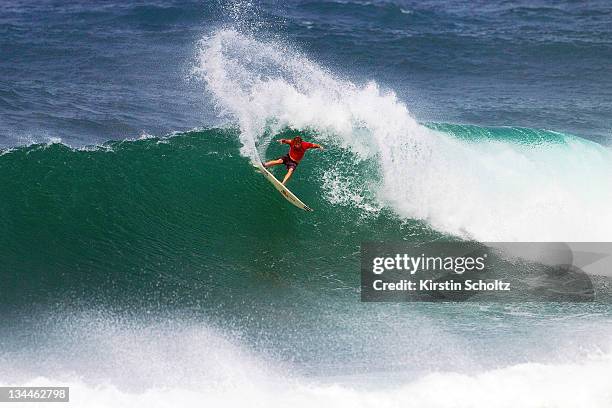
[253,162,313,212]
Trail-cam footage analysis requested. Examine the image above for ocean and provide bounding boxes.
[1,1,612,406]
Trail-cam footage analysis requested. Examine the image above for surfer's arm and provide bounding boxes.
[279,139,291,144]
[304,142,323,150]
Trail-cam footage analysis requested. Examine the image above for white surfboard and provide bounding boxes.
[254,162,313,212]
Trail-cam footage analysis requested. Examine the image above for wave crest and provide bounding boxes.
[196,29,612,241]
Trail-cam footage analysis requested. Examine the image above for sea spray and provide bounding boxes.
[194,29,612,241]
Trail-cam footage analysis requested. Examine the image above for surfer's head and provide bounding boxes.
[293,136,302,148]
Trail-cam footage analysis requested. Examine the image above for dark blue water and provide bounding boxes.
[1,0,611,147]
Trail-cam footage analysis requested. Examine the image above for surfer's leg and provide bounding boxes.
[264,159,283,168]
[282,168,294,185]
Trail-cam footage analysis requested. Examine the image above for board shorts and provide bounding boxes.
[281,154,299,170]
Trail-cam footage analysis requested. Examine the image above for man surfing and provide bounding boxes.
[263,136,323,185]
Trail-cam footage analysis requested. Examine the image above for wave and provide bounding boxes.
[2,126,611,307]
[193,29,612,242]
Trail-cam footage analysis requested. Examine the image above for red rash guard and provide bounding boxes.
[285,140,316,162]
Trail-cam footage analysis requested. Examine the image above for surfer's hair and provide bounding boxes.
[293,136,302,144]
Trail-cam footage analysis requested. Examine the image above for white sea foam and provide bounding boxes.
[194,29,612,241]
[0,312,612,408]
[3,319,611,408]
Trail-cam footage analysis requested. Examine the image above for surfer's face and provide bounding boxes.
[293,137,302,148]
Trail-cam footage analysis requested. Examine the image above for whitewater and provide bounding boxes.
[194,29,612,242]
[6,348,612,408]
[2,309,611,408]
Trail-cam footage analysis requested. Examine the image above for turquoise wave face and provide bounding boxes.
[1,123,611,309]
[425,123,571,144]
[0,128,436,309]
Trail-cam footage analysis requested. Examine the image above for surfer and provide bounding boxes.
[263,136,323,185]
